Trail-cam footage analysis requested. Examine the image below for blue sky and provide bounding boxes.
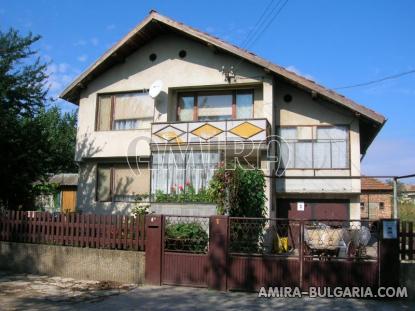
[1,0,414,180]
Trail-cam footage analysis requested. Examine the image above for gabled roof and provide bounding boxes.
[361,177,392,192]
[60,10,386,154]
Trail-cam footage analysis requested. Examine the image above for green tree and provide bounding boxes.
[37,106,78,174]
[0,29,77,210]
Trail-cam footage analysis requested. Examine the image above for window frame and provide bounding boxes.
[95,90,153,131]
[95,162,150,202]
[278,125,351,170]
[176,89,254,121]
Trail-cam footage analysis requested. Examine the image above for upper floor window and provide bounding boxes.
[96,91,153,131]
[177,90,254,122]
[279,125,349,169]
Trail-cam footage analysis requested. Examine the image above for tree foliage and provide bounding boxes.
[0,29,77,210]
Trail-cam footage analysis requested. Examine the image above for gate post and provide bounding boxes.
[208,215,229,291]
[145,214,164,286]
[379,219,400,287]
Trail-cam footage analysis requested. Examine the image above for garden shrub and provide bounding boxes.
[154,184,213,203]
[208,162,266,217]
[209,162,267,253]
[165,222,208,252]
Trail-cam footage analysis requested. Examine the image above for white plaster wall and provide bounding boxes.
[76,33,273,161]
[275,80,361,194]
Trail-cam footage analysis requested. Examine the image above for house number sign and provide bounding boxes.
[297,202,305,211]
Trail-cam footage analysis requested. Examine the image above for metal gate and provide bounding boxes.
[146,215,397,291]
[162,215,210,287]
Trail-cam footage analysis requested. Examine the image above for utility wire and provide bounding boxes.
[333,69,415,90]
[243,0,289,50]
[233,0,289,72]
[239,0,277,49]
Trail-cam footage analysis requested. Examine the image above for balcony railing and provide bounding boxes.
[151,118,270,145]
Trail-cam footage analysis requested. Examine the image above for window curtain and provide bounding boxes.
[151,151,219,195]
[295,142,313,168]
[197,94,232,121]
[313,141,331,168]
[96,166,111,201]
[113,164,150,202]
[179,96,194,121]
[113,92,154,130]
[236,93,253,119]
[97,95,112,131]
[279,128,296,169]
[316,126,348,168]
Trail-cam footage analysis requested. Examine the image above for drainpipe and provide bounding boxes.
[393,177,398,218]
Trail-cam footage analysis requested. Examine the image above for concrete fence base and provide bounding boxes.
[0,242,145,284]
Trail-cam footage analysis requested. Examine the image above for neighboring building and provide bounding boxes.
[402,184,415,204]
[360,177,393,220]
[35,173,78,213]
[60,11,385,219]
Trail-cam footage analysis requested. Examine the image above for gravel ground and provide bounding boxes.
[0,271,413,311]
[0,271,136,310]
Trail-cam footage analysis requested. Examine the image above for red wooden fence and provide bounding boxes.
[399,221,414,260]
[0,211,145,251]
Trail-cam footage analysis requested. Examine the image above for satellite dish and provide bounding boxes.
[149,80,163,98]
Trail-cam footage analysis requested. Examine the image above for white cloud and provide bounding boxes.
[74,39,87,47]
[286,65,315,81]
[90,37,99,46]
[77,54,88,62]
[45,62,80,99]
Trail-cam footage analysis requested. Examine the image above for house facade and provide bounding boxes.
[60,11,385,219]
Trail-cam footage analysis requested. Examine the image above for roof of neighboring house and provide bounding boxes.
[49,173,78,186]
[59,10,386,154]
[361,177,393,192]
[403,184,415,193]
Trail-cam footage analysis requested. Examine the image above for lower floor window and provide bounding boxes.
[96,163,150,202]
[151,151,220,194]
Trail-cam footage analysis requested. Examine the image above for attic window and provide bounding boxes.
[149,53,157,62]
[179,50,187,58]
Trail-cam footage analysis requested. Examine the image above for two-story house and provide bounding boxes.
[60,11,385,219]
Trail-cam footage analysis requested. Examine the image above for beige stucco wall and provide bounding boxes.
[76,33,273,161]
[274,80,361,196]
[73,32,365,217]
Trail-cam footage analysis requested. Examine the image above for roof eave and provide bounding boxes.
[59,11,386,126]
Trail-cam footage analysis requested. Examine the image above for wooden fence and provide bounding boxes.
[0,211,145,251]
[400,221,414,260]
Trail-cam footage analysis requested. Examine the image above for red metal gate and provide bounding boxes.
[162,215,210,287]
[146,215,398,291]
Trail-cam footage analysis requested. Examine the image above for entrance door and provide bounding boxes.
[61,188,77,213]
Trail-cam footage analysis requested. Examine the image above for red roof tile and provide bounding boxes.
[361,177,392,191]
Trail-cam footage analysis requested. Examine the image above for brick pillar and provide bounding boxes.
[208,215,229,291]
[145,214,164,285]
[379,219,400,287]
